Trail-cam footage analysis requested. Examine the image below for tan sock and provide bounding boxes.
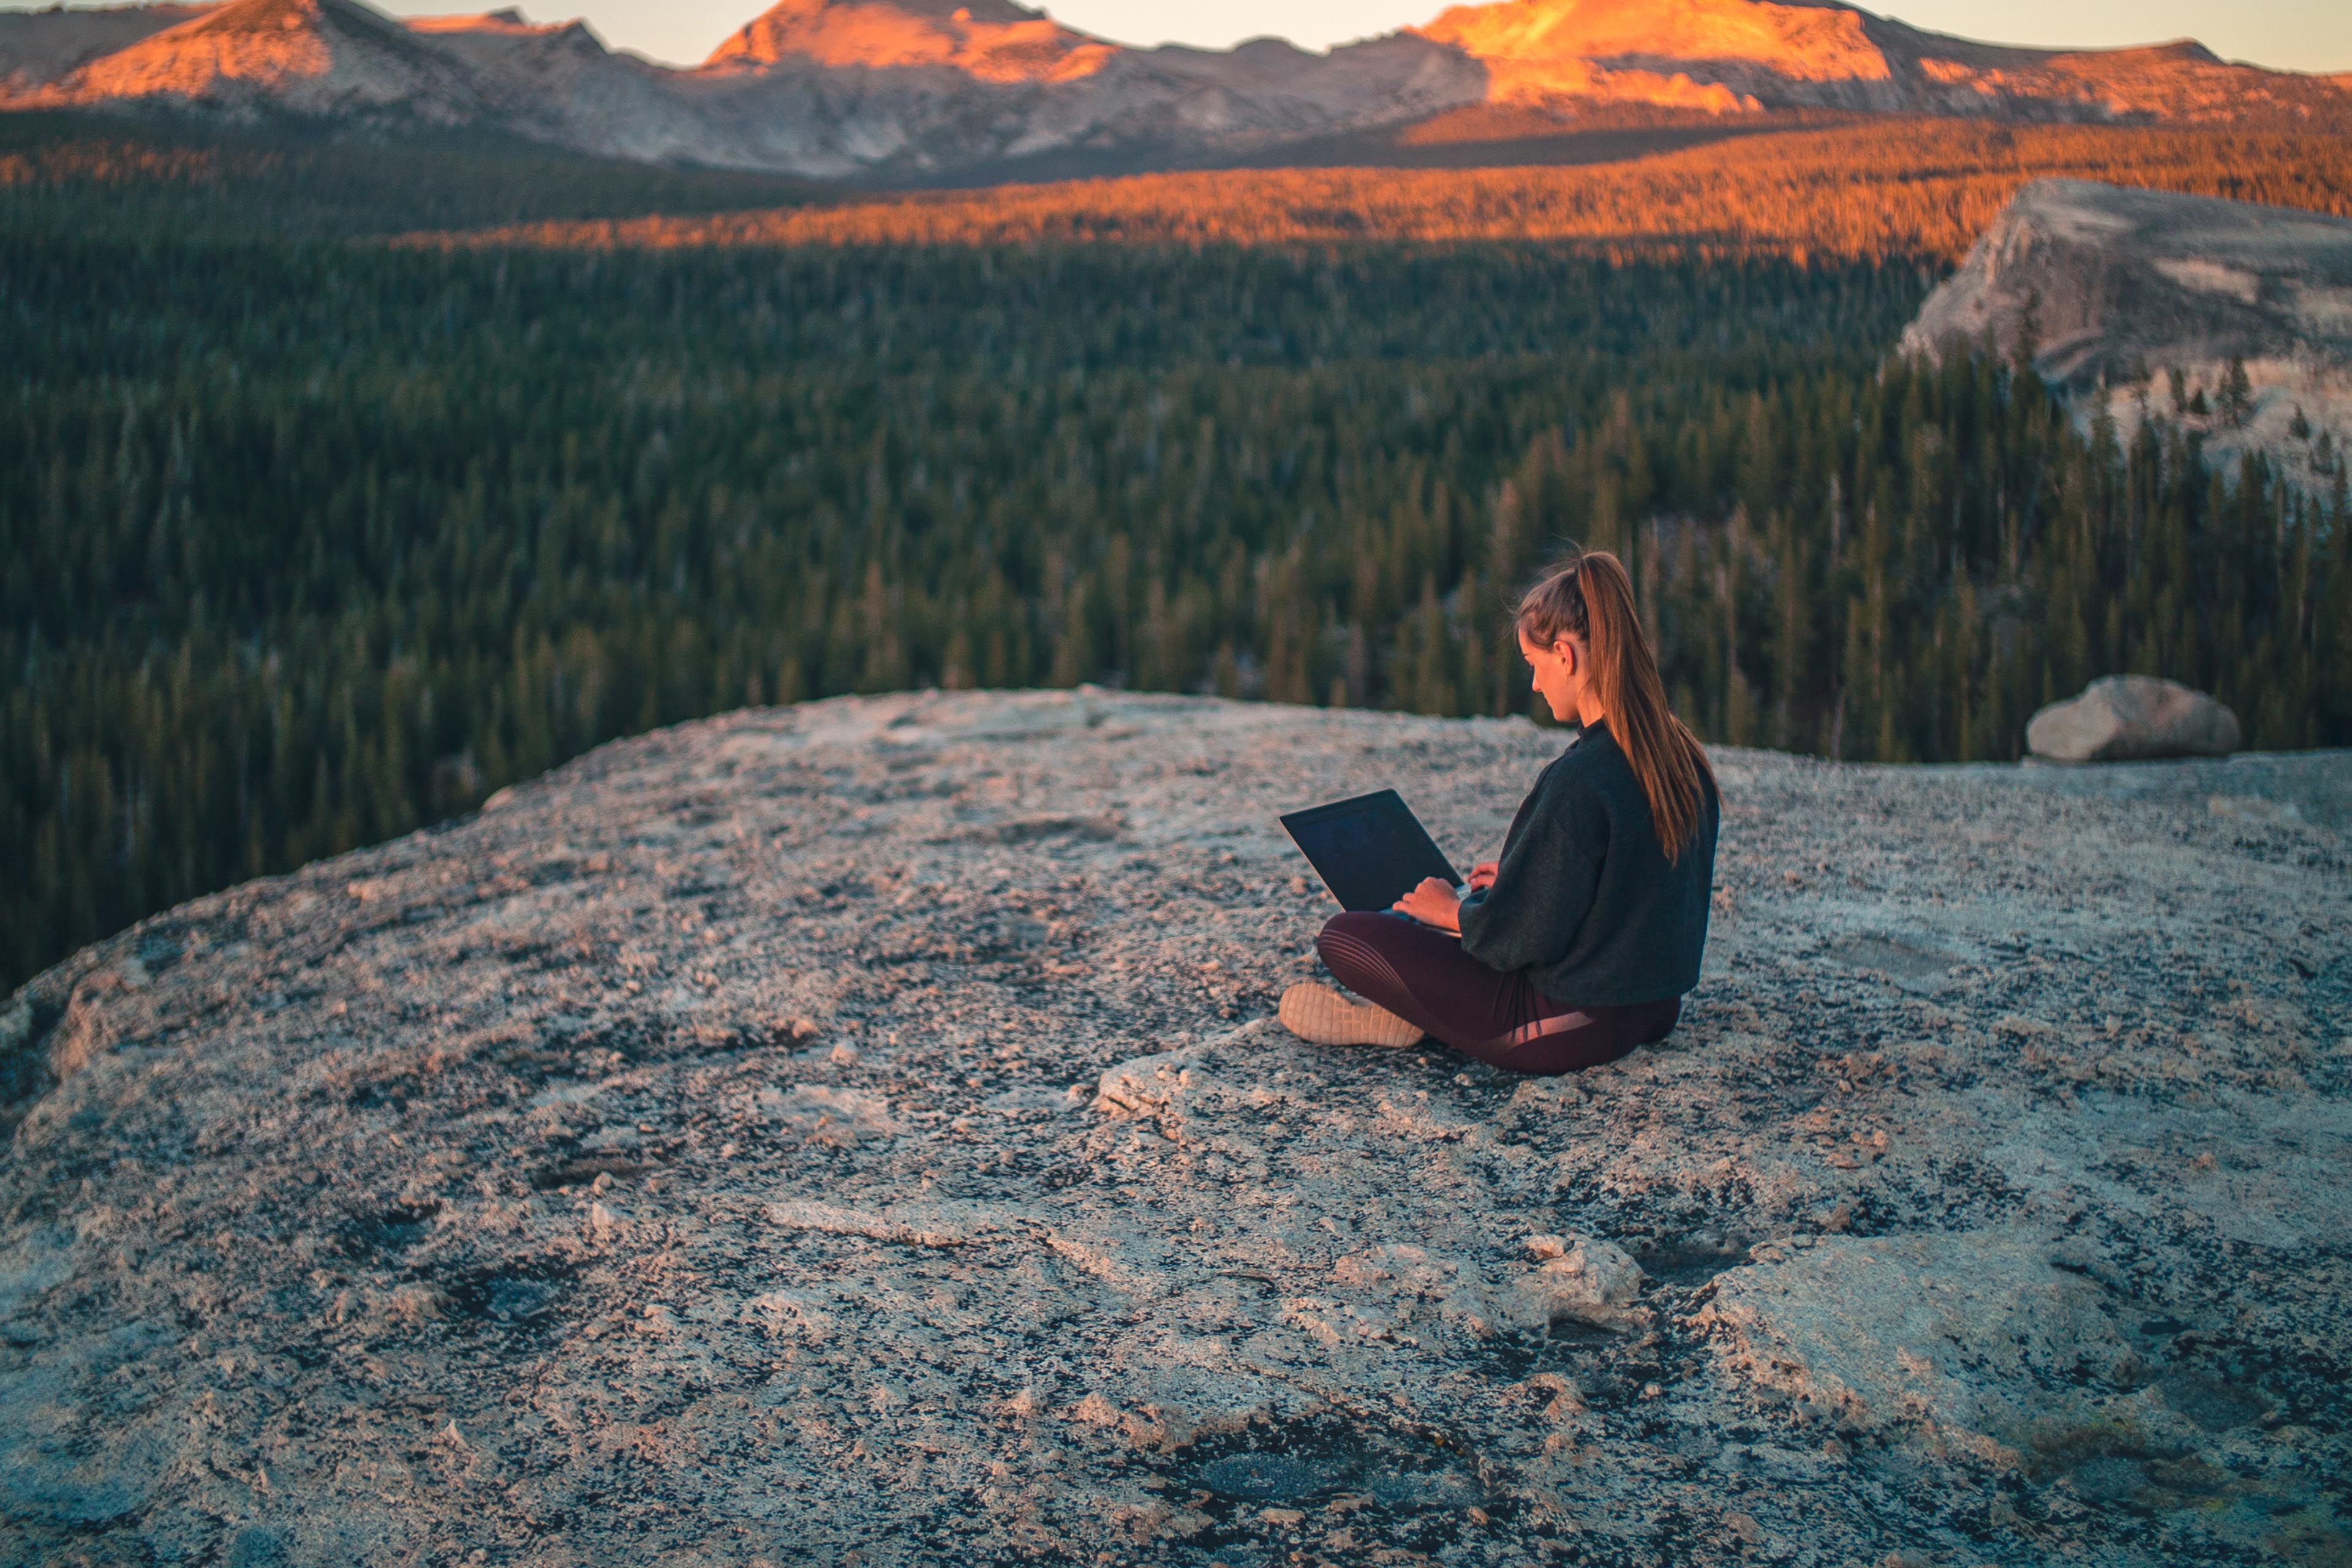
[1278,981,1426,1048]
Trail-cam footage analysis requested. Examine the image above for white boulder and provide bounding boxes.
[2026,675,2241,763]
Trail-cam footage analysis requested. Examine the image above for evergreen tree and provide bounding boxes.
[2222,356,2256,429]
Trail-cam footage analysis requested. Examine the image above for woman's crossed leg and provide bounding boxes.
[1306,911,1678,1076]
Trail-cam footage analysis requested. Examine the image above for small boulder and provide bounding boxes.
[1509,1234,1651,1335]
[2026,676,2241,763]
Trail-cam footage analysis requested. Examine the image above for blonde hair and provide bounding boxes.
[1516,549,1714,862]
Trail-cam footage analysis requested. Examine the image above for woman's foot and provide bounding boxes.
[1278,982,1426,1048]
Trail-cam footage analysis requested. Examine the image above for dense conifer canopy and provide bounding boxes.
[2,121,2346,995]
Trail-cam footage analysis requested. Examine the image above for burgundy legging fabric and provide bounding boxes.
[1316,912,1682,1076]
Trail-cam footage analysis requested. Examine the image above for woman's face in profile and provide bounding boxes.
[1518,628,1586,723]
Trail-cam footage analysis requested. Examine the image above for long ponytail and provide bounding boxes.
[1515,550,1714,862]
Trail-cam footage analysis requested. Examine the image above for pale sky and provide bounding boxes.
[12,0,2350,72]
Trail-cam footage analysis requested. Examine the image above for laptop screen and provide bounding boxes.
[1280,790,1460,913]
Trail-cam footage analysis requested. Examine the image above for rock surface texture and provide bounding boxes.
[2027,675,2244,764]
[1903,178,2352,491]
[2,690,2348,1566]
[4,0,2348,179]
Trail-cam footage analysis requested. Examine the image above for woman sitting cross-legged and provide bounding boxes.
[1280,549,1719,1076]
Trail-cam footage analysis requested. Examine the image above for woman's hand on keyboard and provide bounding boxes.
[1392,876,1464,934]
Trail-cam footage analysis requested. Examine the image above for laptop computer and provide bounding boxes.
[1280,790,1463,913]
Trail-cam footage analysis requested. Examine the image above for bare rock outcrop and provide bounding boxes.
[2028,674,2243,763]
[1,690,2346,1565]
[1904,178,2352,491]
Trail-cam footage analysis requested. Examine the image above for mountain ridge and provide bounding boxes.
[701,0,1117,81]
[41,0,497,124]
[4,0,2346,179]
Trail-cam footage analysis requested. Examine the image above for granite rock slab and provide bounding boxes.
[1,690,2345,1566]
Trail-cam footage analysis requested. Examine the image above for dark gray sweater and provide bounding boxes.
[1457,718,1719,1008]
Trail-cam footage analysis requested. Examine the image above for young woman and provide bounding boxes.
[1279,550,1719,1075]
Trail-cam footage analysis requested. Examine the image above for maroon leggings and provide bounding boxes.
[1316,913,1682,1076]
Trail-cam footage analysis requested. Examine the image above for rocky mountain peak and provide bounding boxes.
[1411,0,1890,111]
[1406,0,2352,121]
[408,7,582,37]
[405,7,610,64]
[31,0,490,118]
[164,0,432,53]
[1416,0,1887,77]
[2136,39,2223,65]
[0,1,204,92]
[703,0,1115,80]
